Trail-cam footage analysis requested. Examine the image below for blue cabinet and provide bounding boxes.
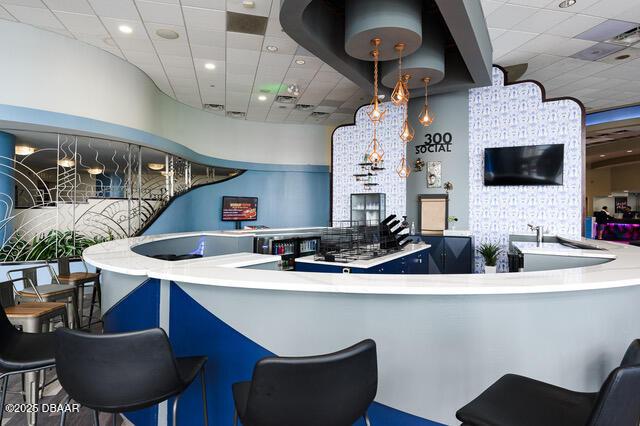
[422,236,473,274]
[295,248,429,274]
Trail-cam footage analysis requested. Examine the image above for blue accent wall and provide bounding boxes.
[102,279,161,426]
[168,282,444,426]
[0,131,15,243]
[586,104,640,126]
[144,169,330,234]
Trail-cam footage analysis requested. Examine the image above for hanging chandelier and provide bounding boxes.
[366,38,386,123]
[368,123,384,164]
[418,77,434,127]
[396,154,411,178]
[399,95,415,143]
[391,43,410,106]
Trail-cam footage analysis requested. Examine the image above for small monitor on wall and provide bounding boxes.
[222,196,258,221]
[484,144,564,186]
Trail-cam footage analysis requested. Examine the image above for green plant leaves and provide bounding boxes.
[0,230,114,262]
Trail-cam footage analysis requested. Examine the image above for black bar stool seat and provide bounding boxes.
[457,374,597,426]
[457,339,640,426]
[56,328,208,425]
[1,331,56,372]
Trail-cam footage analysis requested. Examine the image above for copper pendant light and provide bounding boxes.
[418,77,434,127]
[396,154,411,178]
[399,102,415,143]
[366,38,386,124]
[368,123,384,164]
[391,43,410,106]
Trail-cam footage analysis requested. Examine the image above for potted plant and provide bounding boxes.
[447,216,458,230]
[477,243,502,273]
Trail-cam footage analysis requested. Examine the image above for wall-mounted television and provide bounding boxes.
[484,144,564,186]
[222,196,258,221]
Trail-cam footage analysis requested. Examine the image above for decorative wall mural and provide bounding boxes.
[468,67,583,272]
[0,131,237,261]
[426,161,441,188]
[332,102,406,223]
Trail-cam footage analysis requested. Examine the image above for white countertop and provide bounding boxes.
[512,241,617,259]
[296,243,429,268]
[181,252,282,268]
[84,230,640,296]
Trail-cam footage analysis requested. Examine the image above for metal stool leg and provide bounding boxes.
[364,412,372,426]
[23,318,42,426]
[233,408,238,426]
[59,395,71,426]
[172,394,181,426]
[93,410,100,426]
[200,367,208,426]
[0,375,8,424]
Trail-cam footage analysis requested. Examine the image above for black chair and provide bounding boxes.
[456,339,640,426]
[0,283,59,425]
[232,339,378,426]
[55,328,208,426]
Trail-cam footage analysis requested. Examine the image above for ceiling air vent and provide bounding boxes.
[226,111,246,119]
[204,104,224,112]
[294,104,315,111]
[610,27,640,46]
[275,95,297,104]
[310,112,329,118]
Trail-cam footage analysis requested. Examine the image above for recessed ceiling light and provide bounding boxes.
[258,95,267,101]
[86,167,103,175]
[600,154,606,157]
[266,45,278,52]
[156,28,179,40]
[204,62,216,70]
[558,0,576,8]
[295,59,306,65]
[242,0,255,8]
[147,163,164,171]
[627,150,633,153]
[615,54,631,60]
[15,146,35,156]
[58,159,75,168]
[118,25,133,34]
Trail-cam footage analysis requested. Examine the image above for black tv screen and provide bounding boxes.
[484,144,564,186]
[222,196,258,221]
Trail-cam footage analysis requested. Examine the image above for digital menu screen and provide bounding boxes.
[222,196,258,221]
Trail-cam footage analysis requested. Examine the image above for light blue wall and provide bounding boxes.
[0,131,15,243]
[143,170,330,235]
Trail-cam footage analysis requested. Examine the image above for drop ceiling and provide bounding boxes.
[483,0,640,113]
[0,0,367,125]
[586,119,640,167]
[1,0,640,125]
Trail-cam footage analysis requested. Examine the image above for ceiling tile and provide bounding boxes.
[136,0,182,26]
[485,3,537,30]
[180,0,224,10]
[517,34,597,56]
[491,30,538,53]
[190,43,224,59]
[480,0,504,16]
[187,27,224,47]
[507,0,553,6]
[516,9,571,33]
[0,0,45,7]
[582,0,640,19]
[4,4,64,27]
[54,11,107,36]
[546,14,607,38]
[153,38,191,55]
[495,49,537,66]
[87,0,138,19]
[227,31,263,50]
[182,5,225,31]
[542,0,600,13]
[102,17,147,38]
[226,47,260,65]
[114,34,155,51]
[0,5,16,19]
[226,0,272,17]
[43,0,92,13]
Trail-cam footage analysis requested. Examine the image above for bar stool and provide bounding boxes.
[55,328,208,426]
[50,257,101,328]
[0,281,61,426]
[8,264,80,329]
[456,339,640,426]
[232,339,378,426]
[0,278,69,332]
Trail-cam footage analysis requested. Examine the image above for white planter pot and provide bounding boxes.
[484,265,497,274]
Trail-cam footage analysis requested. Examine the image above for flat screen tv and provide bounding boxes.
[222,196,258,221]
[484,144,564,186]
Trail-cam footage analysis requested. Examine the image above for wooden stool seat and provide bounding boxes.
[58,272,99,284]
[17,284,76,299]
[5,302,68,318]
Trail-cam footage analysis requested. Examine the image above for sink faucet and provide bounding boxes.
[527,224,543,244]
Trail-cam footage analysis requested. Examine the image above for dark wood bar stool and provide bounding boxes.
[50,257,101,328]
[456,340,640,426]
[0,280,61,426]
[56,328,208,426]
[8,264,80,329]
[232,339,378,426]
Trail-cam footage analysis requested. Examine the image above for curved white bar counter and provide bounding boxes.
[84,232,640,426]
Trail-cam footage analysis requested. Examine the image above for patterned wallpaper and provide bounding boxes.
[332,102,406,223]
[468,67,584,272]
